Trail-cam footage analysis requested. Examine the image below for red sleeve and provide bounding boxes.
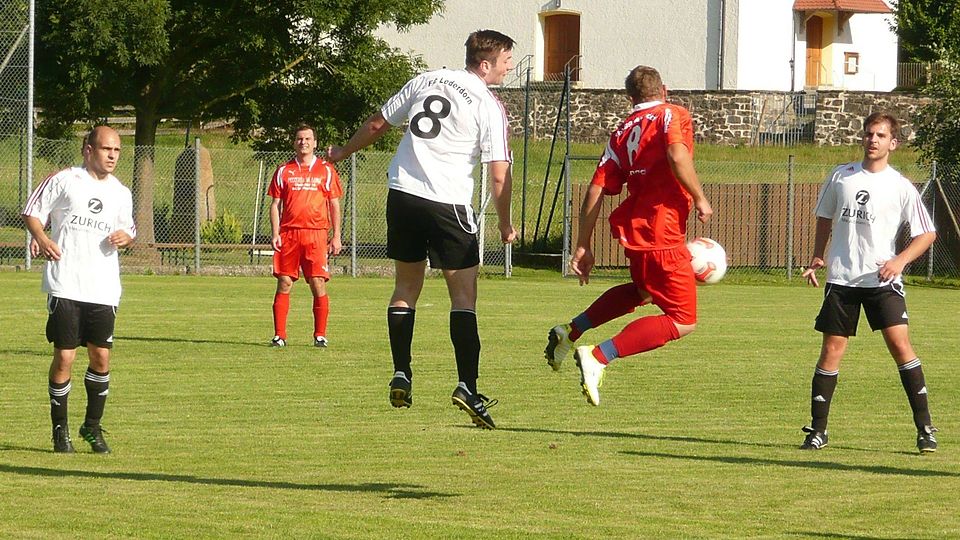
[324,162,343,200]
[590,134,626,195]
[664,106,693,153]
[267,166,284,199]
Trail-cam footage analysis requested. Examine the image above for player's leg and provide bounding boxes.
[46,295,80,453]
[271,230,299,347]
[802,284,858,449]
[77,303,114,453]
[866,284,937,452]
[303,229,332,347]
[545,282,649,370]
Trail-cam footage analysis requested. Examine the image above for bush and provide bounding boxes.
[200,209,243,244]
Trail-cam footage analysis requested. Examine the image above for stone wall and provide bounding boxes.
[495,87,929,146]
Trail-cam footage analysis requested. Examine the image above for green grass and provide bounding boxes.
[1,271,958,538]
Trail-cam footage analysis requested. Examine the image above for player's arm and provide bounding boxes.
[327,112,393,163]
[328,197,342,256]
[269,198,283,251]
[488,161,517,244]
[22,215,61,260]
[802,216,833,287]
[571,183,604,285]
[666,143,712,223]
[878,231,936,282]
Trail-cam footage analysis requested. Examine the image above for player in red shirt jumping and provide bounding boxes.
[268,124,343,348]
[544,65,713,406]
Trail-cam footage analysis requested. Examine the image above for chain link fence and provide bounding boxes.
[0,0,30,263]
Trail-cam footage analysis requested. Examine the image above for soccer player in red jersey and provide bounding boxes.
[268,124,343,348]
[544,65,713,406]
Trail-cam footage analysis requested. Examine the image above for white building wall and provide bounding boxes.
[828,13,898,91]
[374,0,721,90]
[735,0,798,91]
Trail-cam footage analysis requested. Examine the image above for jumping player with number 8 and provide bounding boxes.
[327,30,517,429]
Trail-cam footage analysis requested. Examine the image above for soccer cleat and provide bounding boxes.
[544,324,574,371]
[314,336,328,348]
[451,383,497,429]
[270,336,286,348]
[917,425,938,453]
[52,424,75,453]
[574,346,605,406]
[389,371,413,408]
[79,423,111,454]
[800,426,828,450]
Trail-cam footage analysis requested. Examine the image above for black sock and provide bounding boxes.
[450,310,480,394]
[898,358,932,429]
[387,307,415,379]
[49,379,71,429]
[84,369,110,427]
[810,367,838,433]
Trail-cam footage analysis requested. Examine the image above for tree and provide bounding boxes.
[893,0,960,62]
[35,0,443,243]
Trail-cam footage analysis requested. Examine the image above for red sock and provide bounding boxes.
[273,292,290,339]
[570,283,646,341]
[313,295,329,337]
[610,314,680,357]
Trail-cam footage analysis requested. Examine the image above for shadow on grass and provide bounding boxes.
[0,463,456,500]
[499,426,793,450]
[787,533,920,540]
[117,335,265,347]
[621,450,959,478]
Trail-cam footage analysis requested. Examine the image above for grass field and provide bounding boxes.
[1,270,958,538]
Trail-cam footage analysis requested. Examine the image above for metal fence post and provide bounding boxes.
[521,65,531,250]
[350,153,357,277]
[193,137,201,273]
[24,0,35,270]
[786,155,795,280]
[927,161,937,281]
[562,155,571,277]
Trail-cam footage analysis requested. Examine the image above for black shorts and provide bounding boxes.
[45,296,116,349]
[814,282,909,336]
[386,189,480,270]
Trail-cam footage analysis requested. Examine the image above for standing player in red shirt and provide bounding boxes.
[268,124,343,348]
[544,65,713,406]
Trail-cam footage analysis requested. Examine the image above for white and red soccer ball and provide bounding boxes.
[687,237,727,284]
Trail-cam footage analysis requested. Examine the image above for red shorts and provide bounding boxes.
[273,228,330,281]
[626,245,697,325]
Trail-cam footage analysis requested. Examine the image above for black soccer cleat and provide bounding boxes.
[917,425,938,454]
[52,424,75,454]
[451,384,497,430]
[79,423,111,454]
[270,336,286,348]
[800,426,828,450]
[389,372,412,408]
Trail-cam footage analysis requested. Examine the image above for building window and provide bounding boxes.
[844,52,859,75]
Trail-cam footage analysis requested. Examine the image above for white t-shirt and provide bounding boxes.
[22,167,136,306]
[381,68,512,205]
[814,161,935,287]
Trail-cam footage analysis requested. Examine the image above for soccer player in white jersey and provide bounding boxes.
[800,112,938,453]
[328,30,516,429]
[22,126,136,453]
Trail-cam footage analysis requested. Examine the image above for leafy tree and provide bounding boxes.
[35,0,443,243]
[893,0,960,62]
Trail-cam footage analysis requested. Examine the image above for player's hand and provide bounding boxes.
[34,237,61,260]
[876,257,906,283]
[271,235,282,252]
[570,246,595,286]
[108,230,133,248]
[326,145,347,163]
[29,237,41,258]
[695,197,713,224]
[499,221,517,244]
[802,257,825,287]
[329,236,342,256]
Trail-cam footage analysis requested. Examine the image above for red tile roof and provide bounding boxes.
[793,0,891,13]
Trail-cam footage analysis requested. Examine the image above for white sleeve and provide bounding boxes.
[21,171,64,226]
[902,180,935,237]
[814,167,841,218]
[381,74,426,126]
[117,188,137,239]
[478,95,512,164]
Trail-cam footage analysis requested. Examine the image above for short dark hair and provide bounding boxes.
[293,124,316,139]
[464,29,515,68]
[864,111,900,140]
[625,65,663,102]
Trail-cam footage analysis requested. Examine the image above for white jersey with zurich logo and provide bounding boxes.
[22,167,136,306]
[381,68,512,205]
[814,161,935,287]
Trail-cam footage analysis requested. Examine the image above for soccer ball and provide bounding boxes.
[687,237,727,284]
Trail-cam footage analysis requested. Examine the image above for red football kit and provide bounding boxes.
[268,156,342,281]
[590,101,697,325]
